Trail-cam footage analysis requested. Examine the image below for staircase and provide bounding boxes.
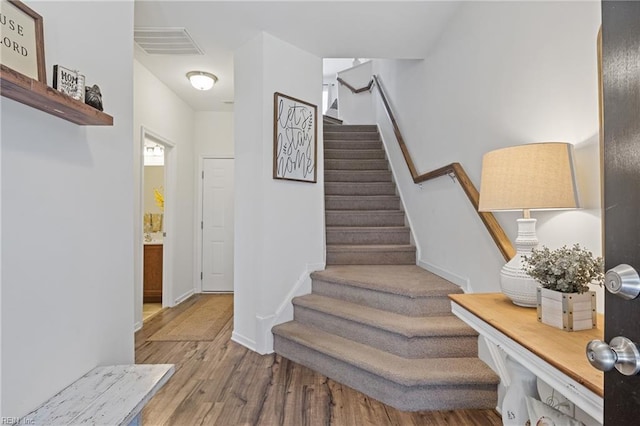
[272,121,499,411]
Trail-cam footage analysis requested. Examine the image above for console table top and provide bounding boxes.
[449,292,603,397]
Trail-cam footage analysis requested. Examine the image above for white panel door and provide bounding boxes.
[202,158,234,292]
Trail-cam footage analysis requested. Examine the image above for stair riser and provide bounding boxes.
[325,212,405,227]
[325,159,388,170]
[326,249,415,265]
[293,306,479,359]
[273,336,498,411]
[324,150,385,160]
[326,229,410,245]
[324,125,378,132]
[325,197,400,211]
[311,279,453,316]
[325,183,396,196]
[325,141,383,150]
[325,171,392,183]
[325,132,379,141]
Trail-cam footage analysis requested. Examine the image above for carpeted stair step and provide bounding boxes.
[325,131,379,141]
[325,140,383,150]
[324,124,377,133]
[325,210,405,227]
[272,322,499,412]
[324,149,385,160]
[326,226,410,245]
[311,265,462,316]
[326,244,416,265]
[292,294,480,358]
[325,195,400,210]
[325,170,392,183]
[325,182,396,196]
[325,159,389,170]
[323,116,343,125]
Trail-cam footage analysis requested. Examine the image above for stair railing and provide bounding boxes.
[336,75,515,261]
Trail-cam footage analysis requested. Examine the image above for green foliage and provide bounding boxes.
[523,244,604,294]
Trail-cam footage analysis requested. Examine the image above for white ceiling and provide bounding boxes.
[133,1,461,112]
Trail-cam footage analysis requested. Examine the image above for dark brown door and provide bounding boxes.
[602,1,640,424]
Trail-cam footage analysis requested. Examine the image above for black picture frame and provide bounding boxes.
[273,92,317,183]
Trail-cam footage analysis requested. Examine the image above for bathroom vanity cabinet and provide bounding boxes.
[143,244,163,302]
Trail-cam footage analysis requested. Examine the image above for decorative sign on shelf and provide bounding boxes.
[53,65,85,102]
[273,92,317,183]
[0,0,46,82]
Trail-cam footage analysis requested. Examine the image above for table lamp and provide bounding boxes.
[478,142,580,307]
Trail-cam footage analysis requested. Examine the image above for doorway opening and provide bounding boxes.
[139,127,177,326]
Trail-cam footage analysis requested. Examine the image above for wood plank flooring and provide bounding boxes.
[136,295,502,425]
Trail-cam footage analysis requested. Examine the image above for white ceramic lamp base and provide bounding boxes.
[500,218,539,307]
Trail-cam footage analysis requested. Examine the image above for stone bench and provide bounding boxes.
[16,364,174,426]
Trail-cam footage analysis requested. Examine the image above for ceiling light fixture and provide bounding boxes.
[186,71,218,91]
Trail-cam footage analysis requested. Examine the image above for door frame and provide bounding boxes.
[195,155,235,294]
[137,127,177,325]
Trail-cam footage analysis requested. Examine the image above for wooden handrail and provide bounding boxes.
[338,75,515,261]
[337,77,374,94]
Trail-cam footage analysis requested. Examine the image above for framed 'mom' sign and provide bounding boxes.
[0,0,46,82]
[273,92,317,183]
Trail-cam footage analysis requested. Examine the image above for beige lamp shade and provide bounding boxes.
[478,142,580,212]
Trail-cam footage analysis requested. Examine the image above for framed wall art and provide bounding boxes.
[0,0,46,83]
[273,92,317,183]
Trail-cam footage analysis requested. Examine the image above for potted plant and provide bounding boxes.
[523,244,604,331]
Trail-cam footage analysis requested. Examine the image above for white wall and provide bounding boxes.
[133,60,196,324]
[144,166,164,215]
[337,60,375,124]
[0,0,134,417]
[193,111,234,293]
[372,1,602,306]
[233,32,324,354]
[194,111,234,156]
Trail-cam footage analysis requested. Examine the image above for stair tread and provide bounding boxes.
[326,210,404,214]
[325,149,384,152]
[325,195,399,199]
[294,294,477,338]
[273,322,498,387]
[324,124,376,131]
[326,226,409,231]
[326,182,394,186]
[325,170,390,173]
[312,265,461,298]
[324,132,378,135]
[327,244,415,251]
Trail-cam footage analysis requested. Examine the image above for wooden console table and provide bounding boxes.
[450,293,603,424]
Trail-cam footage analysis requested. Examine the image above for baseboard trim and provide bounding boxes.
[174,289,195,306]
[231,331,256,352]
[255,262,325,354]
[377,126,422,260]
[256,314,277,355]
[418,260,470,292]
[134,321,143,332]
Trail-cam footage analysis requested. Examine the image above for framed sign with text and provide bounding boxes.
[0,0,46,82]
[273,92,317,183]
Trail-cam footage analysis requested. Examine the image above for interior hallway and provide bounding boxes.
[135,295,502,425]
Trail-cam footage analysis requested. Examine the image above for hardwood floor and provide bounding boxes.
[136,295,502,425]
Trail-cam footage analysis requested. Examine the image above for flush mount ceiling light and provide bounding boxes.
[186,71,218,91]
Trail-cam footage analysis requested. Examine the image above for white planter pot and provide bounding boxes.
[536,287,596,331]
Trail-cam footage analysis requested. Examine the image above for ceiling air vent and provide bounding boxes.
[134,27,204,55]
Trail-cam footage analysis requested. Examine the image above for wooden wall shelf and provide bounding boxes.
[0,65,113,126]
